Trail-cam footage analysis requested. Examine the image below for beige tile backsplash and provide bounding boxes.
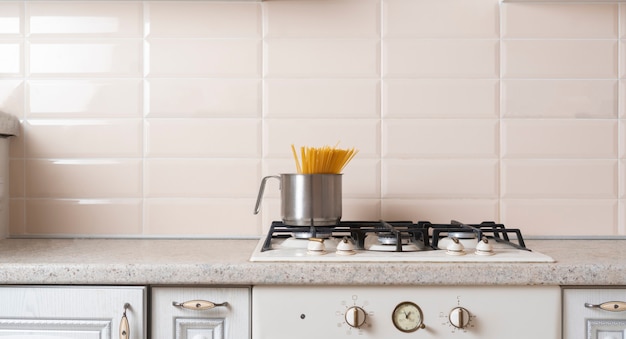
[501,3,618,39]
[2,0,625,237]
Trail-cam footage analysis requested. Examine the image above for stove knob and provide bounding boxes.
[449,307,471,329]
[446,237,465,256]
[336,237,356,255]
[345,306,367,328]
[475,237,494,256]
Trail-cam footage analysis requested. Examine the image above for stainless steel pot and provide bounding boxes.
[254,173,342,226]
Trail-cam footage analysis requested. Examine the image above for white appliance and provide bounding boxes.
[253,285,561,339]
[250,220,560,339]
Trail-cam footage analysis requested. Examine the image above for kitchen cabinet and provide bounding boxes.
[151,286,250,339]
[563,287,626,339]
[0,285,146,338]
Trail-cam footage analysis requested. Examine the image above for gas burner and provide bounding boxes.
[259,221,428,253]
[421,220,531,251]
[367,232,422,252]
[376,232,411,245]
[447,231,475,239]
[292,230,333,239]
[366,240,422,252]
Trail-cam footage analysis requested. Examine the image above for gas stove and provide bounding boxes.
[249,220,554,262]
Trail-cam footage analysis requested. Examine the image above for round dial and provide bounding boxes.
[449,307,471,329]
[345,306,367,328]
[392,302,425,332]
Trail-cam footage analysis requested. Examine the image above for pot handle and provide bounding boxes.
[254,175,280,215]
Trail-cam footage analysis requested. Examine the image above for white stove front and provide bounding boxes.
[252,285,561,339]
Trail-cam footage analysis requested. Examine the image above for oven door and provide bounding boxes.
[563,287,626,339]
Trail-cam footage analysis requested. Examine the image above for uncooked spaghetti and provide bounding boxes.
[291,144,358,174]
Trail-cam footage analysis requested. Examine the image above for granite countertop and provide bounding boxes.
[0,238,623,286]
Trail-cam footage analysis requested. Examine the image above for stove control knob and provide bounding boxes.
[446,237,465,256]
[345,306,367,328]
[449,307,471,329]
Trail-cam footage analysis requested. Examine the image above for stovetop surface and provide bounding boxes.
[249,220,556,263]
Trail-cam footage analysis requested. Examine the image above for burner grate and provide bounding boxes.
[260,221,429,252]
[421,220,530,251]
[260,220,531,252]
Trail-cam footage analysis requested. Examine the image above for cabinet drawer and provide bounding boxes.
[0,285,146,338]
[151,286,250,339]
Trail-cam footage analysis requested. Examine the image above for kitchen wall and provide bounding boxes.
[0,0,623,238]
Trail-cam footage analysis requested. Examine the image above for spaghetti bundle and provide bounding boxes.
[291,144,359,174]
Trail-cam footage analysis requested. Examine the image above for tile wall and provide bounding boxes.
[0,0,623,238]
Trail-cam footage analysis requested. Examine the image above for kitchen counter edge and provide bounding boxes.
[0,238,622,286]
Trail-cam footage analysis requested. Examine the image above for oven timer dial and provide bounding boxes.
[392,301,425,332]
[449,307,471,329]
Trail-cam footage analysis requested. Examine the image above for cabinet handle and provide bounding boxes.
[172,299,228,311]
[120,303,130,339]
[585,301,626,312]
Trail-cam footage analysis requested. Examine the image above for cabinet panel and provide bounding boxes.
[175,318,224,339]
[0,319,108,338]
[151,287,250,339]
[0,286,146,338]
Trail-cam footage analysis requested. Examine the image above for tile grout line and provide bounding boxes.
[141,0,148,236]
[379,0,384,218]
[260,1,265,235]
[21,0,28,234]
[498,1,504,224]
[613,3,620,234]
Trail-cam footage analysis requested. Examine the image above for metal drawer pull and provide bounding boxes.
[120,303,130,339]
[585,301,626,312]
[172,300,228,310]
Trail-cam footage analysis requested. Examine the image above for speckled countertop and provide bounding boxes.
[0,238,623,286]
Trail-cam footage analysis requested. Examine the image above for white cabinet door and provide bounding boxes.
[0,285,146,338]
[151,287,250,339]
[563,287,626,339]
